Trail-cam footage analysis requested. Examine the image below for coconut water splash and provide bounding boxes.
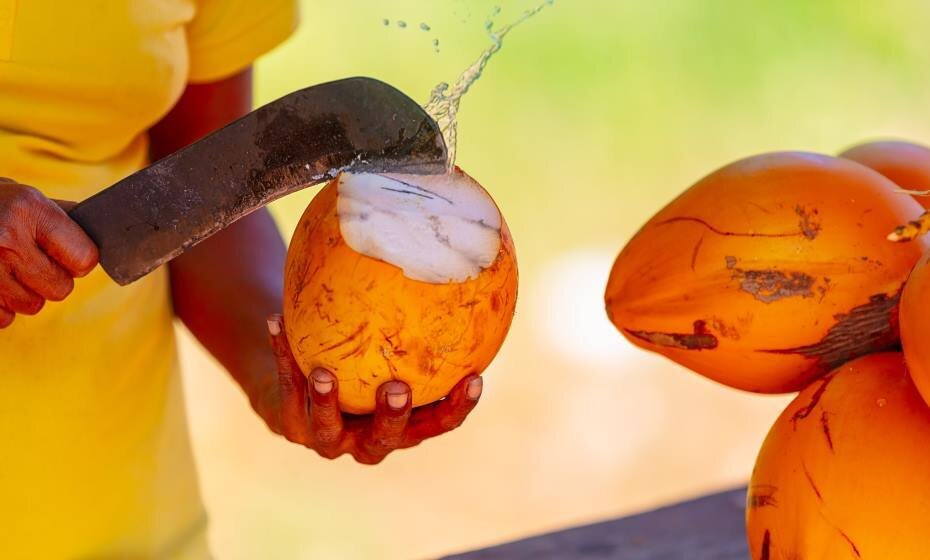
[425,1,554,172]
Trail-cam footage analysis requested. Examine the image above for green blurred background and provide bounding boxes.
[177,0,930,557]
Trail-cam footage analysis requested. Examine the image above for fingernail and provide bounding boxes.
[311,368,334,394]
[267,317,282,336]
[384,382,409,410]
[387,392,408,410]
[467,377,483,400]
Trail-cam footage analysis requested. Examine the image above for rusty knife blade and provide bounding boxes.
[67,76,447,285]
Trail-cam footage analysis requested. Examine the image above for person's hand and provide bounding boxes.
[0,179,98,327]
[260,314,484,464]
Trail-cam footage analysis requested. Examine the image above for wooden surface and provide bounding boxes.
[442,488,749,560]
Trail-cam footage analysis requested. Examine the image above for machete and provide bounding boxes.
[67,76,448,285]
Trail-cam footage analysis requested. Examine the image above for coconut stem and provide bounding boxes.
[888,210,930,242]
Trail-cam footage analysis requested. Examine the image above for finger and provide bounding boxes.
[358,380,411,463]
[11,243,74,301]
[308,367,344,455]
[0,267,44,315]
[33,203,98,277]
[0,306,13,328]
[404,375,482,445]
[268,314,311,443]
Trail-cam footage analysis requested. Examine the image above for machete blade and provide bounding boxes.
[68,76,447,285]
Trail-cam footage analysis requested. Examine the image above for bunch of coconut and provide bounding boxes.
[604,143,930,559]
[283,167,517,414]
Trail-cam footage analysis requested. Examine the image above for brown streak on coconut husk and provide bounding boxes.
[760,530,771,560]
[380,349,399,375]
[655,216,807,238]
[820,410,835,452]
[490,292,503,312]
[732,268,817,303]
[817,277,831,302]
[338,334,372,360]
[759,289,901,378]
[839,530,862,558]
[746,200,774,215]
[748,484,779,509]
[290,260,321,311]
[626,320,718,350]
[380,329,407,356]
[802,462,824,502]
[690,235,704,272]
[791,374,835,427]
[313,301,335,324]
[795,205,822,240]
[711,317,741,341]
[314,321,370,354]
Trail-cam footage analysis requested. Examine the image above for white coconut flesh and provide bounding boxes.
[336,171,503,283]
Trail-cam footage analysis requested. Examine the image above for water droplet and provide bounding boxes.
[420,23,431,32]
[424,1,554,171]
[877,398,887,407]
[397,20,407,28]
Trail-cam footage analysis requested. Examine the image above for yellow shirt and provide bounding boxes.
[0,1,297,557]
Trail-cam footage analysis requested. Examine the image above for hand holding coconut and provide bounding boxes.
[262,167,517,463]
[262,314,483,464]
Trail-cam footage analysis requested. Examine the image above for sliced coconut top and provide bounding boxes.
[336,170,503,283]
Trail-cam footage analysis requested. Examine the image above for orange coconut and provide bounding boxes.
[283,168,518,414]
[840,140,930,209]
[899,250,930,407]
[605,152,927,393]
[746,353,930,559]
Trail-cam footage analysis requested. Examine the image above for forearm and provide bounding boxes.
[149,67,284,397]
[169,211,285,397]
